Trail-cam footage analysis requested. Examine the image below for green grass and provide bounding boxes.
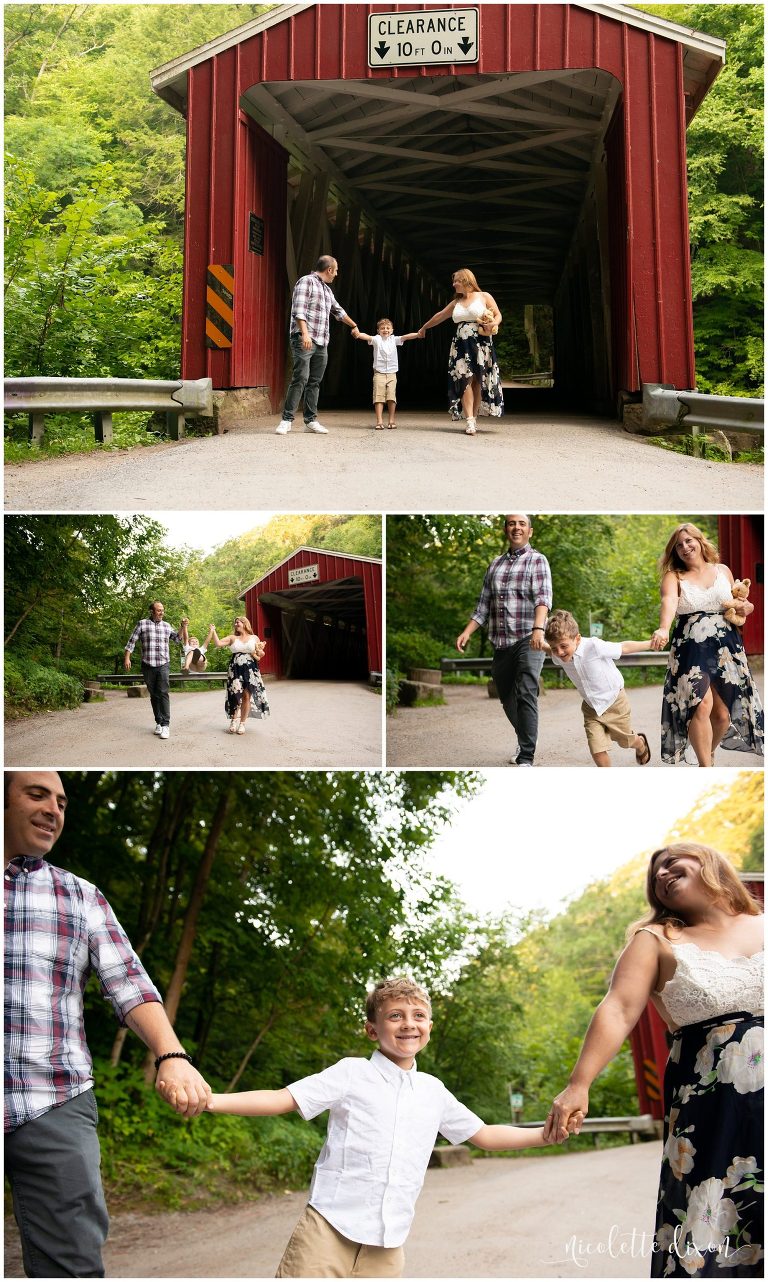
[4,411,214,461]
[644,434,764,464]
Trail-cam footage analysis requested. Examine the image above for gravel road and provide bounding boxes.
[5,409,762,511]
[387,671,765,767]
[5,682,382,768]
[4,1142,662,1278]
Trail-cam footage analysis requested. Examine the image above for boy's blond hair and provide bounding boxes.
[544,609,580,642]
[376,317,393,330]
[365,977,432,1021]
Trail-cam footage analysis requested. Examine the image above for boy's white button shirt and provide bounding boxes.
[369,334,403,373]
[550,636,624,714]
[288,1050,482,1247]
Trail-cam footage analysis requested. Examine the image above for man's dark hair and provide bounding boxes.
[315,255,337,273]
[4,772,16,807]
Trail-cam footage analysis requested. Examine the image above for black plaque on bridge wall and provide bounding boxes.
[249,213,264,255]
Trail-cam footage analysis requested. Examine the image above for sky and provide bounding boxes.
[147,511,277,553]
[427,768,741,919]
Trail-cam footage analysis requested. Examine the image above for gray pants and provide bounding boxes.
[5,1090,109,1277]
[282,333,329,423]
[142,660,170,726]
[492,637,545,764]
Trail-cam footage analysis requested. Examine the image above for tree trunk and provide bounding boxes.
[142,782,233,1081]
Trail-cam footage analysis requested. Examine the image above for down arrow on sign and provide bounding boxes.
[374,41,390,58]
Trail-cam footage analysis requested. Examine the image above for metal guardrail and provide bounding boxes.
[441,651,668,675]
[4,376,214,444]
[519,1113,657,1139]
[96,671,227,685]
[642,383,764,436]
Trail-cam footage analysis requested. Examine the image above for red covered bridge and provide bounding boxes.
[150,3,725,414]
[240,546,382,681]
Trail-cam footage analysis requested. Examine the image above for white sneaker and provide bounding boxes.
[275,419,292,434]
[159,725,170,739]
[154,724,163,735]
[517,761,533,768]
[304,420,329,433]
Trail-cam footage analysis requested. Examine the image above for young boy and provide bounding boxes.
[543,609,653,767]
[350,319,421,430]
[197,977,569,1277]
[180,621,213,672]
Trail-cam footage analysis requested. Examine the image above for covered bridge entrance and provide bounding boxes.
[151,3,724,413]
[241,546,382,681]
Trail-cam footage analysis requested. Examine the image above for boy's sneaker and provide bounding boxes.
[517,761,533,768]
[154,724,163,735]
[159,726,170,740]
[275,419,292,434]
[304,420,329,433]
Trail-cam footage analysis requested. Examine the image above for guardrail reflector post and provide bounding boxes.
[93,411,113,444]
[28,412,45,444]
[206,265,234,349]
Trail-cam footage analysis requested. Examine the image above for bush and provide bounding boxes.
[387,628,446,674]
[385,668,402,714]
[5,654,82,715]
[94,1061,322,1209]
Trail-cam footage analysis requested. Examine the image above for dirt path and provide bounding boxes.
[386,670,765,767]
[4,682,382,768]
[4,1143,662,1278]
[5,410,762,511]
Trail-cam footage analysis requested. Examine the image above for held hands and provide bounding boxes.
[155,1059,213,1119]
[650,628,669,651]
[543,1084,589,1144]
[530,629,546,652]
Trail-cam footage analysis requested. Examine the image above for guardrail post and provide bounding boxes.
[94,412,113,444]
[28,413,45,444]
[166,411,185,440]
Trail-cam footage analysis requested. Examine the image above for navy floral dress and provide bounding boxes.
[661,574,764,764]
[225,642,269,721]
[447,322,504,420]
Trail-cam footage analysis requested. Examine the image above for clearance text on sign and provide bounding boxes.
[288,564,320,585]
[368,8,479,68]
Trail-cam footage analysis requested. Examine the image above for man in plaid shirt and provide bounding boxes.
[457,514,552,766]
[124,599,185,740]
[275,255,359,436]
[4,770,211,1277]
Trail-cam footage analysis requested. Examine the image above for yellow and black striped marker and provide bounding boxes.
[206,265,234,348]
[643,1057,661,1101]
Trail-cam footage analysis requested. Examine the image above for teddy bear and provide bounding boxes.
[723,578,751,627]
[477,307,499,337]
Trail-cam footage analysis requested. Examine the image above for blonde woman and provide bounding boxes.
[544,843,763,1278]
[649,523,763,766]
[418,268,503,434]
[208,616,269,734]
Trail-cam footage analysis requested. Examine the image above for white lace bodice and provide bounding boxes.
[230,636,258,655]
[676,569,732,616]
[453,296,486,323]
[656,940,764,1028]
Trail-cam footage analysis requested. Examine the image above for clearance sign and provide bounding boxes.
[368,8,479,67]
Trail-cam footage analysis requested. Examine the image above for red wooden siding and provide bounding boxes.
[718,516,764,656]
[181,3,700,399]
[242,548,382,678]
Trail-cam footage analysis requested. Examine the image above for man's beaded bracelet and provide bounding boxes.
[154,1051,193,1071]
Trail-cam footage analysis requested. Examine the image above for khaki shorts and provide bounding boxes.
[582,688,636,754]
[373,371,397,404]
[276,1205,405,1278]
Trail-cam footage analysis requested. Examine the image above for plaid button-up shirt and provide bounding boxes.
[471,544,553,648]
[4,857,161,1132]
[290,272,348,346]
[124,616,182,667]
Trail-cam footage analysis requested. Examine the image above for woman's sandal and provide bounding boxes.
[228,715,240,734]
[387,421,397,429]
[635,732,651,765]
[375,422,384,430]
[236,722,246,735]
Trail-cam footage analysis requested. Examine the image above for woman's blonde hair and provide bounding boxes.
[659,523,719,577]
[626,842,762,942]
[233,615,254,635]
[452,268,480,297]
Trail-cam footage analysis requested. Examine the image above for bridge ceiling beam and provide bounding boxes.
[243,68,616,308]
